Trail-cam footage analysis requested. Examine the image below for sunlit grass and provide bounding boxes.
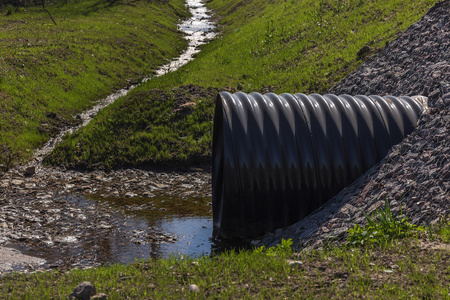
[0,0,189,167]
[146,0,436,93]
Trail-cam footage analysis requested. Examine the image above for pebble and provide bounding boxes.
[24,166,35,176]
[188,284,200,293]
[69,281,96,300]
[91,293,108,300]
[286,260,303,268]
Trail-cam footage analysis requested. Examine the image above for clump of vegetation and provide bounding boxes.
[5,4,16,16]
[428,215,450,243]
[347,199,425,247]
[253,238,293,257]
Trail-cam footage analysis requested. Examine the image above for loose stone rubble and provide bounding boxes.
[259,0,449,249]
[0,167,211,200]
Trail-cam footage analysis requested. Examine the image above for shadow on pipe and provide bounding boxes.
[212,93,426,239]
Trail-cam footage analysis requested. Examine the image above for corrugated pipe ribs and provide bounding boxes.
[212,92,428,239]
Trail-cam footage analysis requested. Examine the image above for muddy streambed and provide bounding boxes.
[0,167,232,273]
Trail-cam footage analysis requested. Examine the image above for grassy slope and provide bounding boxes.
[162,0,436,93]
[44,0,437,169]
[0,0,189,168]
[43,85,235,169]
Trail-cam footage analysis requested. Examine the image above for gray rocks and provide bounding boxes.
[0,167,211,200]
[69,281,96,300]
[260,0,450,250]
[68,284,107,300]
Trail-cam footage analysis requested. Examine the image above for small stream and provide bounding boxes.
[0,0,244,273]
[29,0,216,168]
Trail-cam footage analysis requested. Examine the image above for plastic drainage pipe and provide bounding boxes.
[212,92,426,239]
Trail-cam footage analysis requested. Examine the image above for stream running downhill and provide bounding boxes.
[0,0,224,273]
[30,0,217,168]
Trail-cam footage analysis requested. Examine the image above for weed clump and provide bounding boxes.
[253,238,293,258]
[347,198,425,247]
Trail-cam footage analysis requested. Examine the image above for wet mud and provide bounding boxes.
[0,166,213,273]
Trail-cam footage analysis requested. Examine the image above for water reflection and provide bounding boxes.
[158,217,212,258]
[66,193,215,264]
[8,191,252,272]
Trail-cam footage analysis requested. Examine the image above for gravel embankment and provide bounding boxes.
[259,0,449,249]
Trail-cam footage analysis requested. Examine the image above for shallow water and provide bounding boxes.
[85,193,214,261]
[155,0,216,76]
[9,192,215,270]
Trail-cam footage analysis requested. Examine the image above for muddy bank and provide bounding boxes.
[0,246,45,273]
[259,0,449,249]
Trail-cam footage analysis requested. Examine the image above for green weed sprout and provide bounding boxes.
[347,198,424,247]
[253,238,293,257]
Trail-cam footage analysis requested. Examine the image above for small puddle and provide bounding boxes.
[10,193,234,270]
[85,193,214,261]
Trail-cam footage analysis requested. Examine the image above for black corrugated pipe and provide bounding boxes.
[212,92,426,239]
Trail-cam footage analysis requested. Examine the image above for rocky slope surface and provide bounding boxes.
[259,0,449,249]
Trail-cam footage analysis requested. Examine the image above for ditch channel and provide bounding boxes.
[0,0,240,274]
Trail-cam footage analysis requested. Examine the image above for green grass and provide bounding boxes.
[1,219,449,299]
[140,0,436,92]
[44,0,437,169]
[0,0,189,168]
[43,86,230,169]
[347,198,425,247]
